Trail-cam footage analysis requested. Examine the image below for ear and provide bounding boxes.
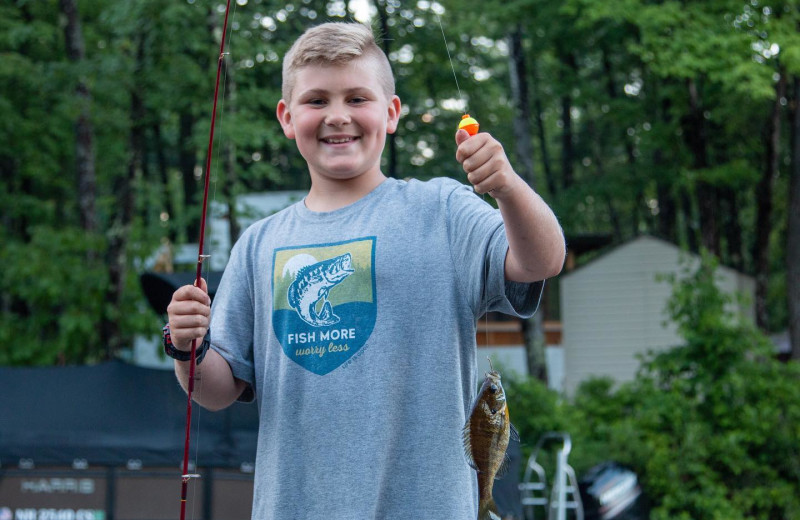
[386,95,402,135]
[276,99,296,140]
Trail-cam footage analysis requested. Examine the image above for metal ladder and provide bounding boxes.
[519,432,584,520]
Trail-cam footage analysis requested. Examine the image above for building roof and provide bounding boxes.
[563,234,754,281]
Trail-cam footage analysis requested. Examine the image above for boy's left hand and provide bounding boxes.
[455,129,522,198]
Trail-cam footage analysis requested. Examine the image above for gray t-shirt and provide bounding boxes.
[209,177,543,519]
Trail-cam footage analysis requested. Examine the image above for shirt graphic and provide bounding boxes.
[272,237,377,375]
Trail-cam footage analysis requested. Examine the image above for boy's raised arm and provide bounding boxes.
[168,280,247,411]
[455,130,566,283]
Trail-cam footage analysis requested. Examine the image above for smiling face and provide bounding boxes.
[277,56,401,197]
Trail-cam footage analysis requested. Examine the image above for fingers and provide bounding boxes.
[167,280,211,351]
[455,128,471,146]
[470,167,511,195]
[173,280,211,304]
[455,133,514,195]
[168,304,210,332]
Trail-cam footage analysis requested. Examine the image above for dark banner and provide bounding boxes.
[0,468,253,520]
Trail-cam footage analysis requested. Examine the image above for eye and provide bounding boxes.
[307,98,326,106]
[489,384,498,394]
[349,96,368,105]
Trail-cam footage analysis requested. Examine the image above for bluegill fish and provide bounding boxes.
[463,361,518,520]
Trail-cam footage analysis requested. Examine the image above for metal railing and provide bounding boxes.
[519,432,584,520]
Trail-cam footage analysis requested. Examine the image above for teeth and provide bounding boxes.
[325,137,353,144]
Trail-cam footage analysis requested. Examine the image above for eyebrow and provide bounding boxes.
[298,86,377,98]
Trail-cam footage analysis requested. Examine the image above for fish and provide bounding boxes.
[287,253,354,327]
[463,359,518,520]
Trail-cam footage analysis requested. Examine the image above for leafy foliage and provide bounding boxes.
[0,0,796,363]
[0,227,108,364]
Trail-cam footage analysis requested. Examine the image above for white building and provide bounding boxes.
[559,235,755,396]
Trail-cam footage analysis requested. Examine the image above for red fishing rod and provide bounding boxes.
[180,1,233,519]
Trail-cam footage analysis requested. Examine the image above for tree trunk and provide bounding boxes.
[719,187,744,271]
[507,26,535,186]
[223,53,241,245]
[586,121,623,241]
[653,91,678,243]
[530,58,556,195]
[683,78,719,255]
[787,76,800,360]
[602,47,644,237]
[507,24,547,382]
[655,179,676,242]
[151,121,179,242]
[560,53,578,190]
[102,34,146,358]
[560,93,574,189]
[178,111,196,244]
[520,315,547,383]
[679,186,699,253]
[753,72,786,330]
[654,149,678,243]
[59,0,97,234]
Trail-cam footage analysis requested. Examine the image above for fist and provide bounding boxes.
[166,278,211,352]
[454,130,519,197]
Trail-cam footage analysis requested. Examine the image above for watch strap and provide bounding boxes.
[163,323,210,365]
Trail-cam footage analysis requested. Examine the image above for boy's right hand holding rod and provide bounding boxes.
[455,128,566,284]
[167,277,211,353]
[167,277,247,410]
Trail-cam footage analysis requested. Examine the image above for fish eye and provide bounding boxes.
[489,384,498,394]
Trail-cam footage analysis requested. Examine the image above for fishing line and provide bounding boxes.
[433,7,467,115]
[432,6,492,363]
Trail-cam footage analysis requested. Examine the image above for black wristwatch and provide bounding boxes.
[163,323,210,365]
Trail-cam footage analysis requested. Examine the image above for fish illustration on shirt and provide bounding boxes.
[287,253,354,327]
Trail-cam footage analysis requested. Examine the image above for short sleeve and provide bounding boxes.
[208,230,257,401]
[445,181,544,319]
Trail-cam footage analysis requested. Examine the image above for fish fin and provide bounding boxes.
[314,300,340,326]
[495,452,512,479]
[478,497,502,520]
[318,300,332,320]
[462,422,478,470]
[493,424,519,479]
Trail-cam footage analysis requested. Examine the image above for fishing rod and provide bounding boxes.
[179,1,233,519]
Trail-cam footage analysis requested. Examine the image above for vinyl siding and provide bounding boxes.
[560,236,754,396]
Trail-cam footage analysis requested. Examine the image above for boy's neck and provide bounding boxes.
[304,172,387,212]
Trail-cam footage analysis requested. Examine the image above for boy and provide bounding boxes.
[166,22,565,519]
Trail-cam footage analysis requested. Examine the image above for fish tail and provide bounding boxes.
[478,497,502,520]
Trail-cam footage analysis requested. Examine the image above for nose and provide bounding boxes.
[324,102,351,127]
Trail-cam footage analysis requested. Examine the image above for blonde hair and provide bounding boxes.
[281,22,395,103]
